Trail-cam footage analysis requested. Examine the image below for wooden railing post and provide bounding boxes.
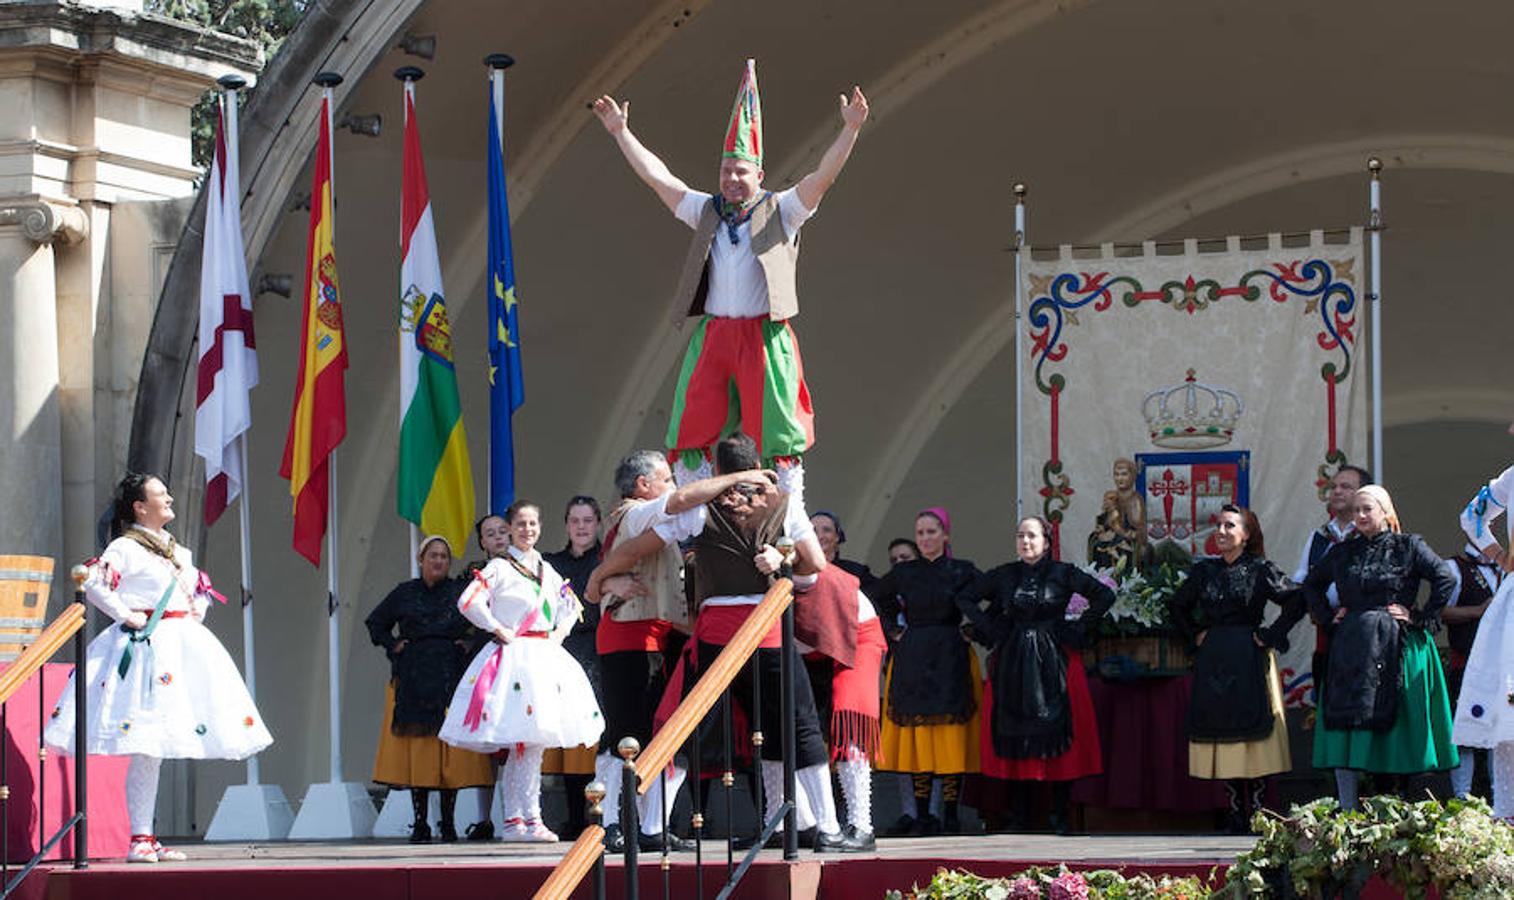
[586,781,606,900]
[71,565,87,868]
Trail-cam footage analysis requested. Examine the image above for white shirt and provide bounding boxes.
[84,527,208,623]
[1461,464,1514,549]
[651,488,815,607]
[674,187,816,318]
[1294,518,1354,608]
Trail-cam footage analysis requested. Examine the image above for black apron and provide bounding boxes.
[886,623,976,725]
[1187,625,1272,741]
[989,622,1071,758]
[1322,608,1401,731]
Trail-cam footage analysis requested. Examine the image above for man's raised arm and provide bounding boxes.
[795,86,869,211]
[664,469,778,515]
[592,95,691,213]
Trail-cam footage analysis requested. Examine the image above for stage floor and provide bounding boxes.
[11,834,1256,900]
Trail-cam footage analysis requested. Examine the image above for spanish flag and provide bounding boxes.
[280,95,348,566]
[397,81,474,555]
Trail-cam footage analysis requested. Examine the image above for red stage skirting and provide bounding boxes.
[8,855,1422,900]
[2,663,129,863]
[1071,674,1228,813]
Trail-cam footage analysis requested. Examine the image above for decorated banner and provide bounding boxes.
[1018,231,1367,705]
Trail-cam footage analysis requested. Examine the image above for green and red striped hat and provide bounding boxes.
[722,59,763,166]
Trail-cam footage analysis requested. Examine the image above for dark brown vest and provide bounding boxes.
[692,492,790,604]
[673,192,801,323]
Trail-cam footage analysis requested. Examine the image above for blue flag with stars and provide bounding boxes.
[487,86,524,513]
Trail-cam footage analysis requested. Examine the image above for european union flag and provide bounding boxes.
[487,86,524,513]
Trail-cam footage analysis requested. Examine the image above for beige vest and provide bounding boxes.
[604,498,691,632]
[673,191,801,322]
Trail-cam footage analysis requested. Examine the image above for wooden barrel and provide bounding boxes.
[0,556,53,664]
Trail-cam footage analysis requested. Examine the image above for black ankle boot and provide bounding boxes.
[438,789,458,842]
[409,788,432,843]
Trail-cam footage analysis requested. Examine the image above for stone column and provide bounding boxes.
[0,198,86,563]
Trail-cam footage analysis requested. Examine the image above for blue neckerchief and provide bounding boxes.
[714,192,769,245]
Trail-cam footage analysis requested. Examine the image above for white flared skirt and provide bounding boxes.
[438,638,603,753]
[44,618,273,760]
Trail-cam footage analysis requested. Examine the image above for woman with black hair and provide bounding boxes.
[44,473,271,863]
[1170,505,1306,833]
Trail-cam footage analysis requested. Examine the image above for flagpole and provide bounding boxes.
[320,76,345,787]
[487,53,513,516]
[399,67,424,584]
[1367,157,1383,481]
[1012,182,1026,529]
[215,75,263,789]
[202,74,294,844]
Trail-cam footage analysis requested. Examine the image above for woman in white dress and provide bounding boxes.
[44,473,272,862]
[439,499,603,842]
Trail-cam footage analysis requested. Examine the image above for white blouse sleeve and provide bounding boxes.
[1461,465,1514,548]
[82,542,136,623]
[457,562,506,635]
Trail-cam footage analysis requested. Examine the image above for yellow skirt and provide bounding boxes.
[541,743,598,775]
[1189,652,1292,779]
[878,653,982,775]
[372,681,495,789]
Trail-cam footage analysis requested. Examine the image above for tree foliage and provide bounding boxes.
[146,1,308,166]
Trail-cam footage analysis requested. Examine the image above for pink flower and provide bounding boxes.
[1047,872,1090,900]
[1067,593,1091,616]
[1008,877,1042,899]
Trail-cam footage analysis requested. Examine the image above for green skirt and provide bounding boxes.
[1313,628,1459,774]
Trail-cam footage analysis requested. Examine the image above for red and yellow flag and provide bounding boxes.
[279,95,348,566]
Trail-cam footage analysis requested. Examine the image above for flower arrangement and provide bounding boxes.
[1217,795,1514,899]
[885,865,1210,900]
[1084,560,1188,637]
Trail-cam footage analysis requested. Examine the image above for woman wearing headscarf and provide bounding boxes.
[366,535,494,842]
[1170,505,1306,833]
[864,507,981,835]
[1304,484,1458,808]
[956,515,1115,834]
[45,473,271,863]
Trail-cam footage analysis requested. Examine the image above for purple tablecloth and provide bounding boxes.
[1070,673,1229,813]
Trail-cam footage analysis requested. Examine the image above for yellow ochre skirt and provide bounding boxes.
[1188,652,1292,780]
[372,681,495,789]
[878,653,982,775]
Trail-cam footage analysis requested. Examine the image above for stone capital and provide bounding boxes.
[0,199,89,245]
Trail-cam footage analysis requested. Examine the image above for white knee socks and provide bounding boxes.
[1493,742,1514,819]
[596,752,622,827]
[502,745,546,823]
[640,764,686,836]
[126,754,162,835]
[836,756,872,832]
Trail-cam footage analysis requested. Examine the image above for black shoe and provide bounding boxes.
[438,821,459,843]
[464,820,494,841]
[911,814,942,837]
[638,830,697,853]
[1047,812,1070,836]
[882,814,916,837]
[843,824,876,851]
[603,824,626,853]
[814,827,873,853]
[409,822,432,844]
[733,827,815,851]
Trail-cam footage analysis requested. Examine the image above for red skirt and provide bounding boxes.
[978,652,1102,781]
[826,617,886,760]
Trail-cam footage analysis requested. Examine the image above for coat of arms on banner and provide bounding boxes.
[1137,451,1250,558]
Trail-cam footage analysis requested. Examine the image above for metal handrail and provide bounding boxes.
[0,566,90,898]
[530,576,796,900]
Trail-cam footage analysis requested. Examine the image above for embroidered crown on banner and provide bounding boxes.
[1142,369,1243,450]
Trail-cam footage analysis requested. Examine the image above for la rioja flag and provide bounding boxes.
[196,95,258,525]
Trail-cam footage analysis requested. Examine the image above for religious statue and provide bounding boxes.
[1086,458,1146,573]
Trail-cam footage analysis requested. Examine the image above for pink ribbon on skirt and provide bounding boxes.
[463,644,505,732]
